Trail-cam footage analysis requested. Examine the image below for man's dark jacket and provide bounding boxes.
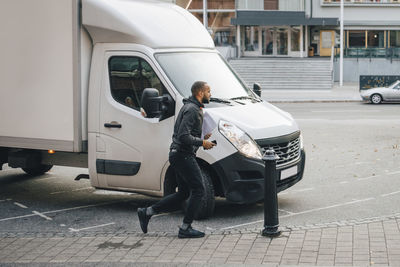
[170,96,204,155]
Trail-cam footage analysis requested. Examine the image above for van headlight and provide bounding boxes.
[218,120,262,160]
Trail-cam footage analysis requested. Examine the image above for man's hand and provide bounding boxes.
[204,133,212,140]
[202,140,215,150]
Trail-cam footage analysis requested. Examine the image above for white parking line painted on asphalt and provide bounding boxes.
[0,214,36,222]
[32,211,52,221]
[357,175,381,181]
[311,110,380,113]
[0,200,128,222]
[293,188,314,193]
[340,181,349,184]
[50,187,92,195]
[34,176,59,181]
[69,222,115,232]
[220,198,375,231]
[14,202,28,209]
[279,209,295,215]
[386,171,400,175]
[381,190,400,197]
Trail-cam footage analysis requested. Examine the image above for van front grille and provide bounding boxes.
[257,137,300,168]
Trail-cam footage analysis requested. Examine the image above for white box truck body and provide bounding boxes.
[0,0,305,218]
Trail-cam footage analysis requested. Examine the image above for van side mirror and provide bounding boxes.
[141,88,174,119]
[253,83,261,97]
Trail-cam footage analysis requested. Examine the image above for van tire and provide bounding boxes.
[22,164,53,176]
[164,166,215,219]
[192,167,215,220]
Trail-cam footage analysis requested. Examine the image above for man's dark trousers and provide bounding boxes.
[152,150,204,224]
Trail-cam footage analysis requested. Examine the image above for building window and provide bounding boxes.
[367,31,385,48]
[348,30,366,47]
[390,31,400,47]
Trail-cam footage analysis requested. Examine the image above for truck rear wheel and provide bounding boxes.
[164,166,215,220]
[22,164,53,176]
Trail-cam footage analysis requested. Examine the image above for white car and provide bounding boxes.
[360,80,400,104]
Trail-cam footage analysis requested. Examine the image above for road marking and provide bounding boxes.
[35,177,59,181]
[387,171,400,175]
[382,190,400,197]
[357,175,381,181]
[280,198,375,218]
[340,181,349,184]
[14,202,28,209]
[50,187,92,195]
[293,188,314,193]
[279,209,295,215]
[220,198,375,231]
[32,211,52,221]
[311,110,380,113]
[0,200,128,222]
[69,222,115,232]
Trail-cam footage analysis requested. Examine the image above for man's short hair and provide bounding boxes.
[191,81,207,96]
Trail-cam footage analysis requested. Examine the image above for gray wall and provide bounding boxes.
[312,0,400,27]
[333,58,400,82]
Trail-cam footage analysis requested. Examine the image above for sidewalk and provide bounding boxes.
[1,214,399,266]
[262,83,362,103]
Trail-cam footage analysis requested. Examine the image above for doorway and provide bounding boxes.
[320,30,335,57]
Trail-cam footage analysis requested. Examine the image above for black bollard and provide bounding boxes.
[262,149,281,238]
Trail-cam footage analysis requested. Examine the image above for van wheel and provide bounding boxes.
[164,166,215,219]
[22,164,53,176]
[192,167,215,220]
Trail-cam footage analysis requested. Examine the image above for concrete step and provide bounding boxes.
[230,58,333,90]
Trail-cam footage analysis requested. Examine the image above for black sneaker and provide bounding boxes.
[178,226,205,238]
[137,207,151,233]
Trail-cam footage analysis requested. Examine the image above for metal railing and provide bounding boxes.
[334,47,400,62]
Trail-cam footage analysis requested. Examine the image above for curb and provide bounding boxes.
[268,100,362,103]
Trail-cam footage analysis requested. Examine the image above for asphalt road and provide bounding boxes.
[1,102,399,235]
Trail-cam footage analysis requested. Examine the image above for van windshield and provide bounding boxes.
[155,52,252,99]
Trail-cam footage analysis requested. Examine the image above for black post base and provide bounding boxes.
[262,226,281,238]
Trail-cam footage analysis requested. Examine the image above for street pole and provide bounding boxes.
[203,0,208,29]
[340,0,344,86]
[262,149,281,238]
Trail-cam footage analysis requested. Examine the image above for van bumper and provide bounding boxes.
[211,149,305,204]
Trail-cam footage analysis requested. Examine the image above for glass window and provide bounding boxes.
[108,57,166,111]
[262,28,273,55]
[276,28,288,55]
[155,52,252,99]
[390,31,400,47]
[367,31,384,48]
[348,30,365,47]
[291,27,301,52]
[244,26,259,51]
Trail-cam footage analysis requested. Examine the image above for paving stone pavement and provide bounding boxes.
[1,216,400,266]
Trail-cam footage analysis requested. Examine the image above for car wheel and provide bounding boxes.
[22,164,53,176]
[371,94,382,104]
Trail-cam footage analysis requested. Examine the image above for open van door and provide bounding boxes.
[90,51,175,193]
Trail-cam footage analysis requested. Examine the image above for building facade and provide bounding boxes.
[173,0,400,59]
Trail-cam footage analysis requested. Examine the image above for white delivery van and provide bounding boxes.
[0,0,305,218]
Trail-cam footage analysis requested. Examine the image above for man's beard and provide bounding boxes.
[202,96,209,104]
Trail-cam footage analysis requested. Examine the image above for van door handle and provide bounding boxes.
[104,122,122,128]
